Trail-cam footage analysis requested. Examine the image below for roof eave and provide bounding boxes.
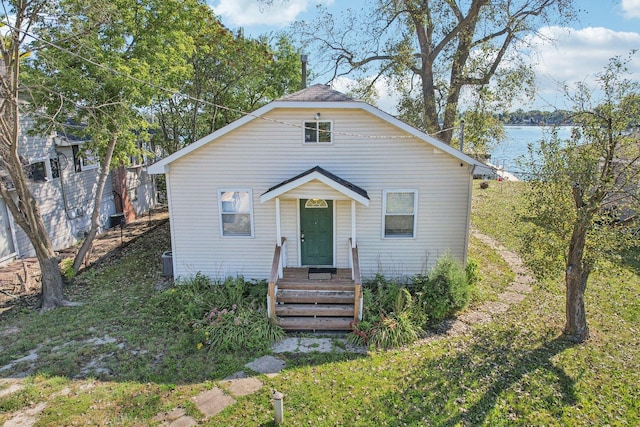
[260,170,370,206]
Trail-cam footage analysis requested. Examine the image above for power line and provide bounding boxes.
[5,20,458,142]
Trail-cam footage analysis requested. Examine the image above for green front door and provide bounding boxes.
[300,199,333,266]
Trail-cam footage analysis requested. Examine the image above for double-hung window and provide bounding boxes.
[219,189,253,237]
[303,121,332,144]
[383,190,417,238]
[72,144,99,172]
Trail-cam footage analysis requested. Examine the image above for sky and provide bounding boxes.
[209,0,640,112]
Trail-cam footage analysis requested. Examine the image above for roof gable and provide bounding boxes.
[260,166,370,206]
[147,86,485,174]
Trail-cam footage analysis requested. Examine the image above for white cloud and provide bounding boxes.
[526,26,640,109]
[622,0,640,19]
[212,0,333,27]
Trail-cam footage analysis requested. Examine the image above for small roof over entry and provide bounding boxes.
[260,166,370,206]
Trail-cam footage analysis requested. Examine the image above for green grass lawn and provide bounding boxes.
[1,181,638,425]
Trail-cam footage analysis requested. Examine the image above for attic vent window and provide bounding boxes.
[303,120,332,144]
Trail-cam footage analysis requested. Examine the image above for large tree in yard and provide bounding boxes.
[295,0,575,145]
[153,25,302,154]
[0,0,71,310]
[24,0,206,273]
[521,55,640,343]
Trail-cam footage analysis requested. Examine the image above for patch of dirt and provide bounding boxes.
[0,207,170,318]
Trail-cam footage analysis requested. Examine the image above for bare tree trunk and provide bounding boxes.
[72,135,118,272]
[0,4,67,311]
[37,249,66,310]
[564,198,592,342]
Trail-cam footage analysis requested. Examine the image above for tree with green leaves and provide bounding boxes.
[521,55,640,342]
[152,25,302,154]
[0,0,71,310]
[24,0,207,273]
[295,0,575,145]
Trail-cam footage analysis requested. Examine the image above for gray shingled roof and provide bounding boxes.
[278,84,355,102]
[261,166,369,200]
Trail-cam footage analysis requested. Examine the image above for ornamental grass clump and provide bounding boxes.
[150,273,284,354]
[348,287,424,349]
[194,303,284,354]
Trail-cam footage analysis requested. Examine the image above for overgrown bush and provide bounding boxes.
[350,253,475,348]
[360,274,402,320]
[417,253,470,323]
[149,273,217,328]
[148,273,282,353]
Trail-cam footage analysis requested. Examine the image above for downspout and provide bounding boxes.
[463,164,477,266]
[56,151,78,220]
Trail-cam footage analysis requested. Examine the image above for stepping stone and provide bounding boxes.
[192,388,236,418]
[271,338,300,353]
[297,338,336,353]
[0,382,23,398]
[458,310,492,325]
[498,291,527,304]
[224,371,247,380]
[509,281,533,294]
[151,407,186,423]
[169,416,197,427]
[479,301,510,315]
[220,377,264,397]
[245,356,285,375]
[433,318,471,336]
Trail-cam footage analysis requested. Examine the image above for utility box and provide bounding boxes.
[161,251,173,276]
[109,213,125,229]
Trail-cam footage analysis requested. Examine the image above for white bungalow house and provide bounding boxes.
[148,84,484,330]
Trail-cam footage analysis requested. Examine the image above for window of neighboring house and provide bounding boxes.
[26,161,48,183]
[383,190,417,238]
[129,142,150,167]
[72,144,99,172]
[219,189,253,237]
[303,120,332,144]
[49,157,60,179]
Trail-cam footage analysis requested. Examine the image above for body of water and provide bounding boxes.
[489,126,574,179]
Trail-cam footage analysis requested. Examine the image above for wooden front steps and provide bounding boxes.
[274,268,356,331]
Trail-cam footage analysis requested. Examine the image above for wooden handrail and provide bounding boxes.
[267,237,286,318]
[349,238,362,321]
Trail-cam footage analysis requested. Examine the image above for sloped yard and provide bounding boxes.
[0,182,638,425]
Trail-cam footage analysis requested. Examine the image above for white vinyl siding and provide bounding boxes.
[383,190,417,238]
[165,107,472,281]
[11,117,117,258]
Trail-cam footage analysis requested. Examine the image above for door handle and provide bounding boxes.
[300,232,305,243]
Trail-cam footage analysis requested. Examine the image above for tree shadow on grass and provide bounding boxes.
[619,245,640,275]
[376,329,578,425]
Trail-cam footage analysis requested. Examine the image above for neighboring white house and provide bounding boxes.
[148,84,484,282]
[0,114,157,264]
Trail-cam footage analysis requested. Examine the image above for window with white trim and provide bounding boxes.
[72,144,99,172]
[303,121,332,143]
[219,189,253,237]
[383,190,417,238]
